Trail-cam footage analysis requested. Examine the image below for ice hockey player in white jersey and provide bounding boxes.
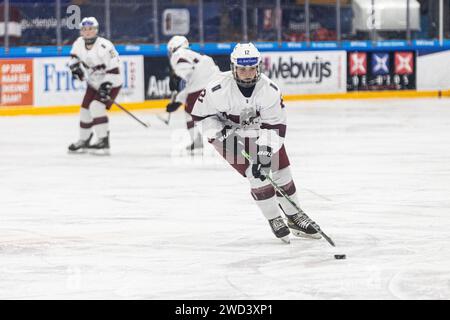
[67,17,122,155]
[191,43,322,243]
[166,35,220,151]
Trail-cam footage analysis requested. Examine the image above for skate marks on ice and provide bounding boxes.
[1,100,450,299]
[221,231,450,299]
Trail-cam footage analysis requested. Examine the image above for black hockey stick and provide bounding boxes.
[240,148,336,247]
[157,91,176,125]
[111,100,151,128]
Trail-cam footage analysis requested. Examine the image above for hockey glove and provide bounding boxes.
[210,125,245,156]
[251,145,272,181]
[215,125,235,143]
[166,101,183,113]
[69,63,85,81]
[169,72,181,92]
[98,82,113,103]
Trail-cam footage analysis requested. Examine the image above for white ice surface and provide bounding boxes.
[1,98,450,299]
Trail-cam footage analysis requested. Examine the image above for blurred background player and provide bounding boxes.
[68,17,122,155]
[191,43,322,243]
[166,35,220,152]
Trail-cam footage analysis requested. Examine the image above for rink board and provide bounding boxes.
[1,45,450,115]
[0,89,449,116]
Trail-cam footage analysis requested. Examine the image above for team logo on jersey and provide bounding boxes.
[394,52,414,75]
[349,53,367,76]
[371,53,389,75]
[240,107,260,128]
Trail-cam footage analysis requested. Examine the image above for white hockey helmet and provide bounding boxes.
[167,35,189,57]
[230,43,262,88]
[79,17,99,29]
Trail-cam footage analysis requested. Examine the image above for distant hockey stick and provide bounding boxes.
[111,100,151,128]
[239,147,336,247]
[157,91,176,125]
[157,112,171,126]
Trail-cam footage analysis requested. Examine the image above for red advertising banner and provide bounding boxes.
[0,59,34,106]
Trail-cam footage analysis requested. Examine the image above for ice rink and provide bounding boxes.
[1,98,449,299]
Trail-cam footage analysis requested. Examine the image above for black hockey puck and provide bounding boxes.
[334,254,346,260]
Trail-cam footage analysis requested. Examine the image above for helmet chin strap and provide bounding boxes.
[231,63,261,88]
[84,36,98,46]
[236,78,256,88]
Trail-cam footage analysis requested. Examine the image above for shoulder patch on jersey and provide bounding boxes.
[269,83,278,91]
[211,84,222,92]
[109,49,117,58]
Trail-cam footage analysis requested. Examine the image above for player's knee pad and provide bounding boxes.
[272,167,293,185]
[255,166,296,197]
[277,180,296,197]
[251,184,275,201]
[89,100,107,118]
[271,167,296,196]
[80,107,93,124]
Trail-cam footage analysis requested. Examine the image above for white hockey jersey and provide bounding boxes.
[69,36,122,89]
[191,71,286,153]
[170,48,220,104]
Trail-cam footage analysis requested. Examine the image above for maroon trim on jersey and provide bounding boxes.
[176,58,190,64]
[191,114,216,122]
[106,67,120,74]
[92,64,106,71]
[93,116,108,125]
[187,120,195,129]
[251,184,276,201]
[80,121,93,129]
[81,86,97,109]
[225,114,240,124]
[260,123,287,138]
[81,85,121,109]
[191,114,207,121]
[276,180,296,197]
[185,90,203,114]
[273,145,291,172]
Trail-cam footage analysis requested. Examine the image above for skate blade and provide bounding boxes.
[68,149,88,155]
[279,235,291,244]
[186,147,204,156]
[88,149,111,156]
[291,229,322,239]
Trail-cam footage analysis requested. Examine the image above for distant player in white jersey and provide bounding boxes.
[67,17,122,154]
[191,43,322,243]
[166,35,220,151]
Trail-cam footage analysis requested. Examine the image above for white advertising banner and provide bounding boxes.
[162,9,190,35]
[33,55,144,107]
[417,50,450,91]
[261,51,347,94]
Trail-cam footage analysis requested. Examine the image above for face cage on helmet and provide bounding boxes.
[81,26,98,45]
[231,62,262,88]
